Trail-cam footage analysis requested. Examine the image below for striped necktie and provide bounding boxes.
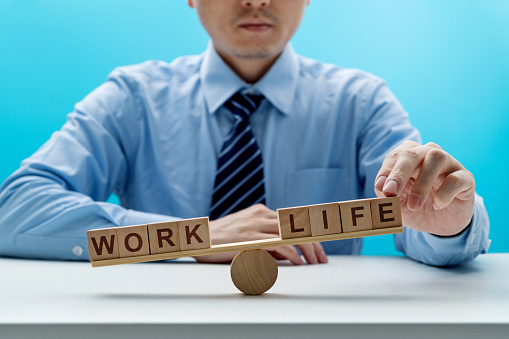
[210,91,265,220]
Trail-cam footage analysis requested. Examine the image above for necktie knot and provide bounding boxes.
[224,91,264,120]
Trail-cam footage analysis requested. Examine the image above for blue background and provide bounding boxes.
[0,0,507,255]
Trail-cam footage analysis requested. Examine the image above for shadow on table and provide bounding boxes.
[98,292,445,301]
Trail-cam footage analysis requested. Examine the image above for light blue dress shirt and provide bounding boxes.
[0,43,490,265]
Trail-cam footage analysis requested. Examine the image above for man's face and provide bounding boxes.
[188,0,309,60]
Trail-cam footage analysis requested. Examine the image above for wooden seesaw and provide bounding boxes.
[87,197,403,295]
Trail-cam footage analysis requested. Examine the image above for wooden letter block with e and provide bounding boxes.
[277,206,311,239]
[370,197,402,229]
[339,199,373,233]
[117,225,151,258]
[148,221,181,254]
[87,228,120,261]
[178,217,211,251]
[308,202,342,236]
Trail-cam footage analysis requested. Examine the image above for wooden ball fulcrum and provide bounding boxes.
[230,249,278,295]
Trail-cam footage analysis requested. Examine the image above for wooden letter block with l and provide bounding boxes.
[87,228,120,261]
[148,221,181,254]
[277,206,311,239]
[178,217,211,251]
[370,197,402,229]
[308,202,342,236]
[117,225,151,258]
[339,199,373,233]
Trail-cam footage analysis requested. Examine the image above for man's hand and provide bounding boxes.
[374,140,475,236]
[195,204,328,265]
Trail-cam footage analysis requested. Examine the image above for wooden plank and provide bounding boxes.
[91,226,404,267]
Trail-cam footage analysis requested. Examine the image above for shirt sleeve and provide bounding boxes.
[357,77,491,266]
[0,69,176,261]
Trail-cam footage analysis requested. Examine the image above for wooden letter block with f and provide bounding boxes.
[178,217,211,251]
[87,228,120,261]
[339,199,373,233]
[277,206,312,239]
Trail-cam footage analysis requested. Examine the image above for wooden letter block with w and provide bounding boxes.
[87,228,120,261]
[178,217,211,251]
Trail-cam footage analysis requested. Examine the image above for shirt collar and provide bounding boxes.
[200,41,299,116]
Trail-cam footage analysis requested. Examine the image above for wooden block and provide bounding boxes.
[277,206,311,239]
[117,224,151,258]
[308,202,342,236]
[230,249,278,295]
[339,199,373,233]
[147,221,181,254]
[87,228,120,261]
[370,197,403,229]
[178,217,211,251]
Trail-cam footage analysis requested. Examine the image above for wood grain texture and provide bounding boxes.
[277,206,311,239]
[370,197,403,229]
[147,221,180,254]
[91,226,403,267]
[178,217,211,251]
[117,225,150,258]
[87,228,120,261]
[308,202,342,236]
[230,249,278,295]
[339,199,373,233]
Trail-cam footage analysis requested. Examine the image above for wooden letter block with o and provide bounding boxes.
[87,228,120,261]
[308,202,342,236]
[277,206,311,239]
[339,199,373,233]
[148,221,181,254]
[117,225,151,258]
[370,197,402,229]
[178,217,211,251]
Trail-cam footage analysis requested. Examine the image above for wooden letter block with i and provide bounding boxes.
[147,221,181,254]
[339,199,373,233]
[370,197,402,229]
[277,206,311,239]
[117,225,151,258]
[308,202,342,236]
[178,217,211,251]
[87,228,120,261]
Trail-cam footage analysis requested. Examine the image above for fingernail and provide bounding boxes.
[433,200,444,210]
[375,176,387,190]
[408,194,422,211]
[383,180,399,195]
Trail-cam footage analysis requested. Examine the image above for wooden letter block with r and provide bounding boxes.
[148,221,181,254]
[87,227,120,261]
[277,206,312,239]
[178,217,211,251]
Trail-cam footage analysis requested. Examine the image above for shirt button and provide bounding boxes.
[72,245,84,257]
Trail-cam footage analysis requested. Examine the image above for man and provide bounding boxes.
[0,0,489,266]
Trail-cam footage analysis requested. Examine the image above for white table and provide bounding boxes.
[0,254,507,338]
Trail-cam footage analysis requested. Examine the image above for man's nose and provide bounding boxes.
[241,0,270,9]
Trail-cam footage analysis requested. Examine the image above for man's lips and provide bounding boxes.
[238,19,273,32]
